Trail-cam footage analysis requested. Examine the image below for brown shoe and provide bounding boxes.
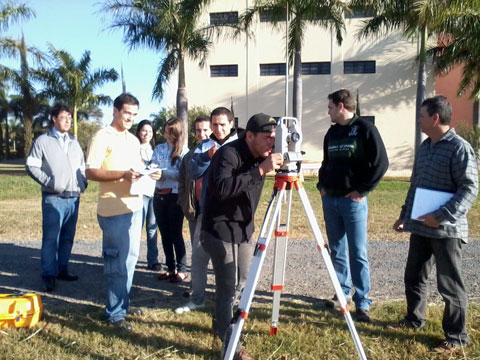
[233,348,253,360]
[432,341,463,354]
[170,272,189,283]
[158,271,176,280]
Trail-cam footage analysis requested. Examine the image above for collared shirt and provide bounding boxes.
[400,128,478,242]
[51,127,71,153]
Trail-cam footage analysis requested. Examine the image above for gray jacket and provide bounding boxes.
[26,128,87,195]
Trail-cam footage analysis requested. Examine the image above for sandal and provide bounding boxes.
[158,271,176,280]
[170,272,189,283]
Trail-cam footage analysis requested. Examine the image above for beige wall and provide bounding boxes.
[174,1,437,176]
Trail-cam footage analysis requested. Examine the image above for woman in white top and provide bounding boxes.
[151,117,188,283]
[135,120,160,270]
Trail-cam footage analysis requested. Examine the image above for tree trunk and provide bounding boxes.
[0,117,4,160]
[5,118,10,159]
[176,55,188,146]
[292,50,302,124]
[415,27,427,155]
[73,104,78,138]
[23,116,33,156]
[473,100,479,127]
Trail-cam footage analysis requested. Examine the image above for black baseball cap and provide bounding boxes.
[246,113,277,133]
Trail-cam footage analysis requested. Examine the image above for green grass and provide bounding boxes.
[1,164,480,359]
[1,300,479,359]
[0,171,479,241]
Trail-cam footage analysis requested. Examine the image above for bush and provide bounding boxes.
[149,105,211,148]
[456,121,480,157]
[77,121,101,151]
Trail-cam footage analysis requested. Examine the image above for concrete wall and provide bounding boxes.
[176,1,438,176]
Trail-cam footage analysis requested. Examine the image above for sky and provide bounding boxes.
[3,0,174,125]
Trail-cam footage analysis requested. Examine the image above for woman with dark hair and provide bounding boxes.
[135,120,161,270]
[151,117,188,283]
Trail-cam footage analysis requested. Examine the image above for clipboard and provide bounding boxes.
[411,187,454,220]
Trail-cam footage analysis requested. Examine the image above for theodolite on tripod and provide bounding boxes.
[223,117,368,360]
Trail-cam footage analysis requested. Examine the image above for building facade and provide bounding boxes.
[171,0,441,175]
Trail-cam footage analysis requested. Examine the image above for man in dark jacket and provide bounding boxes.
[201,113,283,359]
[317,89,389,323]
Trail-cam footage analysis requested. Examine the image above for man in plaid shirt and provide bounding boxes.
[392,95,478,354]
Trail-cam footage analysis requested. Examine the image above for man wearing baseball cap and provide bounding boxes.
[201,113,283,359]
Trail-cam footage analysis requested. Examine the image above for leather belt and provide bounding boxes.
[155,188,172,195]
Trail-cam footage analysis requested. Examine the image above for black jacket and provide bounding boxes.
[317,115,389,197]
[201,137,265,244]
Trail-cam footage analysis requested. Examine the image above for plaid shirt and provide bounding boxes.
[400,128,478,242]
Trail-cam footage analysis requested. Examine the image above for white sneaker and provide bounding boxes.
[174,301,205,314]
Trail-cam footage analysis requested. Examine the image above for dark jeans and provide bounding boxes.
[153,193,186,273]
[201,235,253,343]
[41,194,79,278]
[142,195,159,267]
[404,234,469,345]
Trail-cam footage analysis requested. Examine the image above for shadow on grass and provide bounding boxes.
[40,306,219,359]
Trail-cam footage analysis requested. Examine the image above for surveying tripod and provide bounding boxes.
[223,170,368,360]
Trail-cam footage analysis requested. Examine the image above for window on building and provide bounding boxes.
[210,65,238,77]
[345,6,375,19]
[360,115,375,124]
[302,62,331,75]
[344,60,376,74]
[260,63,286,76]
[209,11,238,25]
[259,10,286,22]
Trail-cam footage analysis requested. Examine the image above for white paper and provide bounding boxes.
[130,168,163,196]
[411,187,454,220]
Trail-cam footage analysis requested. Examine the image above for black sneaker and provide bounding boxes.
[387,319,422,330]
[57,270,79,281]
[147,263,162,271]
[355,309,371,323]
[42,276,55,292]
[111,319,133,331]
[128,307,143,316]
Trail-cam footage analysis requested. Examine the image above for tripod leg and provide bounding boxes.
[296,186,368,360]
[223,189,286,360]
[270,189,292,335]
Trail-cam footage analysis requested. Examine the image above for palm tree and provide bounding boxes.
[102,0,211,128]
[0,1,34,87]
[428,1,480,101]
[241,0,347,124]
[37,45,119,137]
[1,35,46,156]
[0,1,34,36]
[353,0,461,153]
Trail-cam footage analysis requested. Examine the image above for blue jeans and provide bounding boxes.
[142,195,159,267]
[153,193,186,273]
[97,210,142,323]
[41,194,79,278]
[322,195,371,310]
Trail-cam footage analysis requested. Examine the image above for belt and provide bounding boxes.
[43,191,80,198]
[155,188,172,195]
